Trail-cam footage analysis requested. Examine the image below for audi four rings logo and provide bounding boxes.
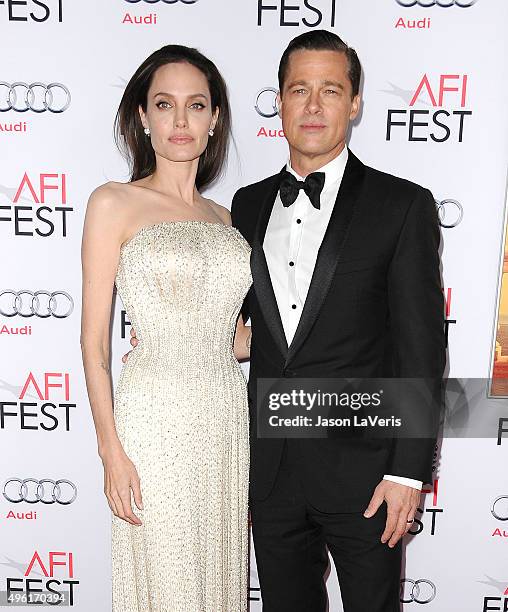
[255,88,279,119]
[400,579,437,604]
[396,0,477,6]
[3,478,77,505]
[124,0,198,3]
[491,495,508,521]
[435,199,463,228]
[0,290,74,318]
[0,82,71,113]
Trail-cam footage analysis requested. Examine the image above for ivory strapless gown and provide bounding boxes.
[111,220,252,612]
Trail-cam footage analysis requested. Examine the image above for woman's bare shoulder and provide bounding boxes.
[206,199,232,226]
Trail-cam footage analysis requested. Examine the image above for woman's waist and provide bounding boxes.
[118,345,243,376]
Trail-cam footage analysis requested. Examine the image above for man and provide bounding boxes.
[231,30,445,612]
[127,30,445,611]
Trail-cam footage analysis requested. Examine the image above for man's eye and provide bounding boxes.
[325,89,338,95]
[294,89,306,94]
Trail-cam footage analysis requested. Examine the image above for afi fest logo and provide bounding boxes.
[0,372,76,433]
[443,287,455,348]
[498,418,508,446]
[4,551,79,606]
[408,478,444,537]
[0,172,72,237]
[478,577,508,612]
[257,0,337,27]
[385,74,472,143]
[254,87,285,140]
[0,0,63,23]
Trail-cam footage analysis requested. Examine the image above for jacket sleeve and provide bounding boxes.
[386,186,446,483]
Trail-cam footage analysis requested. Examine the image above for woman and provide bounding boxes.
[80,45,252,611]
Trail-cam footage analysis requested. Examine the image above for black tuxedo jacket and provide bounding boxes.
[231,150,446,512]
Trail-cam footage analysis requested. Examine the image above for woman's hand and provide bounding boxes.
[233,314,251,361]
[101,445,144,525]
[122,327,139,363]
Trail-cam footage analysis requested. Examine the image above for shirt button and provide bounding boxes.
[291,304,297,309]
[289,261,294,267]
[296,219,302,224]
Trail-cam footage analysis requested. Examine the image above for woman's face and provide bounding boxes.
[139,61,218,164]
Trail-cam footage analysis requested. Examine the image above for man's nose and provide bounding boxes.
[305,90,322,114]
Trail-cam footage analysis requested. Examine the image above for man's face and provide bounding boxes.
[278,49,360,161]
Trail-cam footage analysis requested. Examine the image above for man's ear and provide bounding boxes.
[349,95,360,121]
[276,92,282,117]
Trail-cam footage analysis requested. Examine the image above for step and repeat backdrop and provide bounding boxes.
[1,0,508,610]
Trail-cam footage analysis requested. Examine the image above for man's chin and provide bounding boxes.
[291,143,336,158]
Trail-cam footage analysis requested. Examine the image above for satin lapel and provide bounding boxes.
[284,151,366,367]
[250,169,289,358]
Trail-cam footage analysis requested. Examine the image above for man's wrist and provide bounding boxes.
[383,474,423,490]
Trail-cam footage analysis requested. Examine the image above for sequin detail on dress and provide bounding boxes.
[112,221,252,612]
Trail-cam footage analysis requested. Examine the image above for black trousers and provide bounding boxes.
[250,440,402,612]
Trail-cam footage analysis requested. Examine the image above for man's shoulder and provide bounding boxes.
[233,171,282,201]
[363,162,430,200]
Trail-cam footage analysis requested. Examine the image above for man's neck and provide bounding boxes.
[289,142,346,178]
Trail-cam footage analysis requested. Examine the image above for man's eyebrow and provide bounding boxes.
[322,80,345,90]
[285,80,345,90]
[285,80,309,89]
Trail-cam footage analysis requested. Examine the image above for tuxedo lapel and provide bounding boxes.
[284,151,366,367]
[250,169,289,359]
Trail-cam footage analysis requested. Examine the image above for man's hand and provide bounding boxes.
[121,327,138,363]
[363,480,420,548]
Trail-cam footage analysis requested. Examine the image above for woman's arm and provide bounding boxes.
[80,185,143,525]
[209,202,252,362]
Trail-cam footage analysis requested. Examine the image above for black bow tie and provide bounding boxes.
[279,170,326,210]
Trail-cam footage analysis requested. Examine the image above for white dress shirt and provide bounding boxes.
[263,146,422,491]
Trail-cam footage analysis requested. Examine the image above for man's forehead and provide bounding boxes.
[286,50,347,74]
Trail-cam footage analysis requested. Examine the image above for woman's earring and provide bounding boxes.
[144,127,150,136]
[208,128,214,137]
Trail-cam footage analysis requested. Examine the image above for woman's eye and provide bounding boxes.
[190,102,205,109]
[156,101,171,109]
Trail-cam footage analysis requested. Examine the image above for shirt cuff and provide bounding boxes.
[383,474,423,490]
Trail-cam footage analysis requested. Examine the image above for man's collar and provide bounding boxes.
[286,145,349,191]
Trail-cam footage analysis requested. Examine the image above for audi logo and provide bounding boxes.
[400,579,437,604]
[491,495,508,521]
[255,87,279,119]
[0,290,74,318]
[435,199,463,228]
[0,82,71,114]
[396,0,477,6]
[124,0,198,3]
[3,478,77,505]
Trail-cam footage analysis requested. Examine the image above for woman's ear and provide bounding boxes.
[211,107,220,131]
[138,104,148,130]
